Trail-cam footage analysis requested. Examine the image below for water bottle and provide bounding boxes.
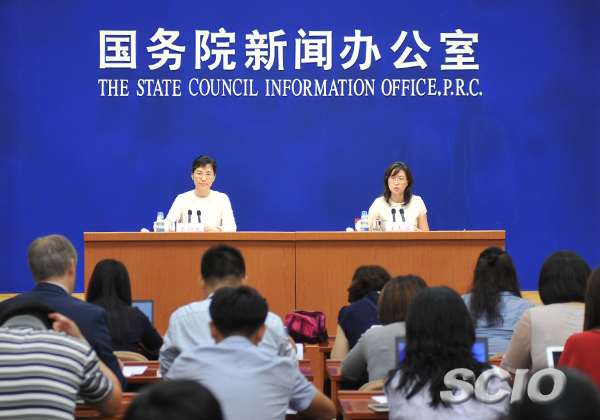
[361,211,369,231]
[156,212,165,232]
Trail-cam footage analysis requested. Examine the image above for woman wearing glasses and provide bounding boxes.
[367,162,429,232]
[165,155,236,232]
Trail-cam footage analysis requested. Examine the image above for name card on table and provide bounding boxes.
[176,223,205,232]
[386,222,414,232]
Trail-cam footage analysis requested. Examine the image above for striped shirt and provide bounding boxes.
[0,327,114,420]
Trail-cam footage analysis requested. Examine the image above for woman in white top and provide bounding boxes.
[367,162,429,232]
[166,155,236,232]
[501,251,590,373]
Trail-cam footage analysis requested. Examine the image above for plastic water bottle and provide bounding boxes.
[156,212,165,232]
[361,211,369,231]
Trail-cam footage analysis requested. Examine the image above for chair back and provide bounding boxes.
[114,351,148,362]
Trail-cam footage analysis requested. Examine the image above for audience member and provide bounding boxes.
[331,264,391,359]
[159,244,296,375]
[124,379,223,420]
[510,367,600,420]
[342,275,427,383]
[558,265,600,389]
[0,300,121,418]
[87,259,163,357]
[0,234,126,389]
[502,250,590,373]
[462,247,534,357]
[385,287,510,420]
[166,286,336,420]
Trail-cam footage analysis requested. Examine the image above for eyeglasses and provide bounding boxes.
[389,176,406,183]
[194,172,214,179]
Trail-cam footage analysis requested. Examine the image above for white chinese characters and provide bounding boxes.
[100,31,136,69]
[99,28,480,72]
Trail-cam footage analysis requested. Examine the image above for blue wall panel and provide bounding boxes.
[1,0,599,292]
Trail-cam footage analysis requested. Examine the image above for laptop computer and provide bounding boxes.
[546,346,564,368]
[132,300,154,323]
[395,336,489,365]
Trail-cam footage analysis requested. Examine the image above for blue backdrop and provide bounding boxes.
[1,0,599,292]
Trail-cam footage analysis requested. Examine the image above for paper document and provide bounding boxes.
[371,395,388,404]
[122,366,148,377]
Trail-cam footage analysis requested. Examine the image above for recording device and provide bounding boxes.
[197,210,201,223]
[188,209,192,223]
[400,208,405,222]
[391,208,396,222]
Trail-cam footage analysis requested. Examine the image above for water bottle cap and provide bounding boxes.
[157,212,164,220]
[361,211,367,216]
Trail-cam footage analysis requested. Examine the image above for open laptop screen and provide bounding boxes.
[395,337,489,365]
[132,300,154,324]
[546,346,564,368]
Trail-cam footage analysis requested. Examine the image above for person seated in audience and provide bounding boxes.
[385,287,511,419]
[509,367,600,420]
[86,259,163,358]
[342,275,427,384]
[558,264,600,389]
[462,247,534,358]
[0,300,121,418]
[124,379,223,420]
[166,286,336,420]
[0,234,126,389]
[501,250,590,373]
[331,265,391,359]
[159,244,296,375]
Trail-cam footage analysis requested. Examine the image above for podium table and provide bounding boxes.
[84,231,504,335]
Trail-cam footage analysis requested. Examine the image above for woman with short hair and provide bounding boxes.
[342,275,427,383]
[558,265,600,390]
[331,265,391,359]
[501,250,591,373]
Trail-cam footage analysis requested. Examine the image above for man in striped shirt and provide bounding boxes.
[0,300,121,419]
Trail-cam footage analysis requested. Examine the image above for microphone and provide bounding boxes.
[197,210,201,223]
[391,208,396,222]
[188,210,192,223]
[400,208,406,222]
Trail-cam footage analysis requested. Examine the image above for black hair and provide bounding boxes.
[86,259,133,344]
[510,368,600,420]
[192,155,217,174]
[209,286,268,338]
[347,265,391,303]
[124,379,223,420]
[467,247,522,327]
[201,244,246,286]
[381,162,414,206]
[584,265,600,331]
[390,286,489,408]
[538,251,590,305]
[0,300,56,329]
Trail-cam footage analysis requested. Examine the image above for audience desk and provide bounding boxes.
[338,391,388,420]
[122,360,313,384]
[84,231,504,334]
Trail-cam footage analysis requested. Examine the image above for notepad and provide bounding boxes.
[122,366,147,377]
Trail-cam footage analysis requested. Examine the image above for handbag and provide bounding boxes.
[285,310,328,344]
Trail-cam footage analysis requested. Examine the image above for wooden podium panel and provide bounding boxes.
[295,231,505,332]
[84,232,296,335]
